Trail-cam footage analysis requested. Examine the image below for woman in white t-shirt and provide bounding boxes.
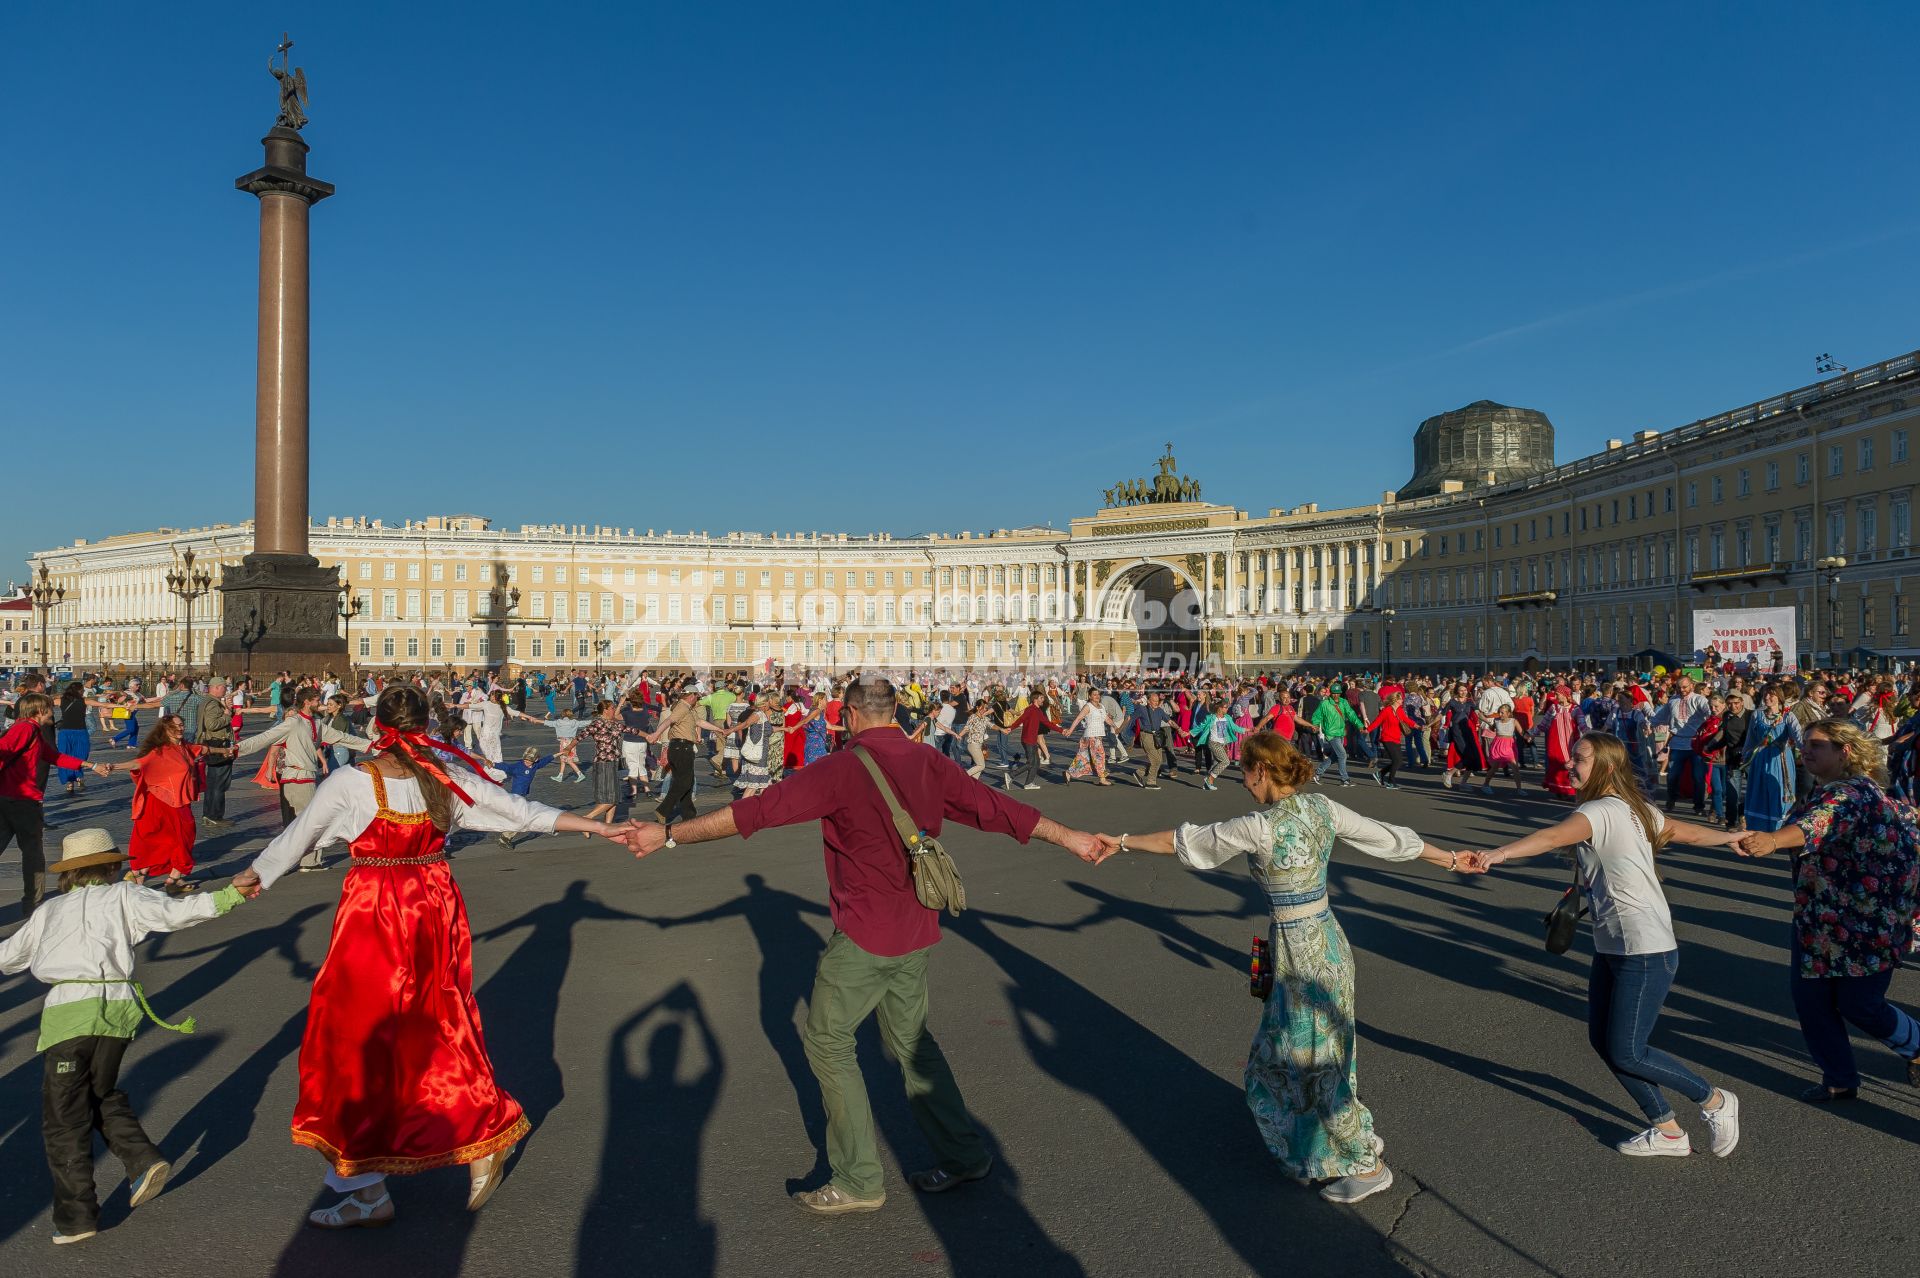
[1478,732,1747,1160]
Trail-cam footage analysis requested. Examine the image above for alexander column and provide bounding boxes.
[213,35,347,676]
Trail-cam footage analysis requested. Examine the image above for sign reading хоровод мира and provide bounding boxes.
[1692,606,1797,669]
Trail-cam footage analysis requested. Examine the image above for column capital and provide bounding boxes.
[236,127,334,204]
[236,169,335,203]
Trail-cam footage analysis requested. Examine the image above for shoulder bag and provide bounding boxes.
[1543,852,1588,954]
[851,745,966,916]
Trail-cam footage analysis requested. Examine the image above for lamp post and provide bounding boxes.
[1817,555,1847,666]
[338,584,363,663]
[1027,616,1041,673]
[165,548,215,674]
[826,624,842,675]
[588,620,607,679]
[487,583,521,674]
[29,564,65,676]
[1379,607,1397,677]
[132,619,157,683]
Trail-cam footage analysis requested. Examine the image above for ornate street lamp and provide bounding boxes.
[165,548,214,673]
[338,582,364,664]
[588,619,609,679]
[1379,607,1397,677]
[132,619,158,682]
[29,563,66,676]
[1812,552,1843,660]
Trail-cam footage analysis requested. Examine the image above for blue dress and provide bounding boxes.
[1742,710,1803,832]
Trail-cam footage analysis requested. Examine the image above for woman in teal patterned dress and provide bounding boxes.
[1109,729,1482,1203]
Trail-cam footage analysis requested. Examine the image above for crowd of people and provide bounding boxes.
[0,653,1916,1244]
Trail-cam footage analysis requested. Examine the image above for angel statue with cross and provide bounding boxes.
[270,33,310,131]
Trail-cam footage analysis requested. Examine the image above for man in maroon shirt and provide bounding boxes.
[625,678,1105,1214]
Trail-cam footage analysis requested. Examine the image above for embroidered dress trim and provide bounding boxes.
[351,851,449,867]
[292,1114,530,1177]
[361,763,436,825]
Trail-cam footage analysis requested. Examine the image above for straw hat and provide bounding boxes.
[51,828,128,874]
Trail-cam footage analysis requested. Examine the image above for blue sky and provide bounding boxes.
[4,1,1917,579]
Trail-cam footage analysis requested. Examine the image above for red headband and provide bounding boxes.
[371,728,502,805]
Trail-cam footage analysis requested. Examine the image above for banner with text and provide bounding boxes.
[1692,606,1797,670]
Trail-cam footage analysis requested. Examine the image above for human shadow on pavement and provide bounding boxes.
[144,901,330,1008]
[970,883,1247,972]
[947,911,1409,1277]
[474,879,645,1132]
[575,981,721,1277]
[161,1005,308,1192]
[880,1115,1087,1278]
[635,872,835,1189]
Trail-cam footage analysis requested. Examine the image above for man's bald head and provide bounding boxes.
[844,677,898,725]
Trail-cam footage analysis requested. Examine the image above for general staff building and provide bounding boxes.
[21,349,1920,675]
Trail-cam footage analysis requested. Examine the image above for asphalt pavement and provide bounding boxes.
[0,723,1916,1277]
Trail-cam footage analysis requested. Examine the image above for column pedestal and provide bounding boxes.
[211,553,347,677]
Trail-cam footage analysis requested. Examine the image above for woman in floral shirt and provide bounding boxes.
[1733,717,1920,1103]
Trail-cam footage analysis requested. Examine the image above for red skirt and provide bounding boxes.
[129,801,196,877]
[293,860,528,1176]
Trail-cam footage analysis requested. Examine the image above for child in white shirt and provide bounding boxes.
[0,828,248,1245]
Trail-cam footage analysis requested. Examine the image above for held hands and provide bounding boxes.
[230,869,262,899]
[1731,830,1778,858]
[1060,829,1112,865]
[1448,850,1496,874]
[91,763,112,777]
[622,819,668,858]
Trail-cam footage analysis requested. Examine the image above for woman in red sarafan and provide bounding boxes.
[114,715,211,893]
[231,685,629,1231]
[1538,683,1582,800]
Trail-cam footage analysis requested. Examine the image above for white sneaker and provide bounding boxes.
[1701,1089,1740,1157]
[1616,1127,1691,1157]
[1319,1164,1394,1203]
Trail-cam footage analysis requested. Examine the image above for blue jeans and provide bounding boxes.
[1315,738,1350,784]
[1789,934,1920,1089]
[109,714,139,748]
[1405,727,1429,768]
[1664,747,1705,812]
[1626,738,1656,790]
[1587,950,1711,1124]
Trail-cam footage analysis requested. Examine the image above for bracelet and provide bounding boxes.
[1119,833,1130,854]
[1448,851,1458,871]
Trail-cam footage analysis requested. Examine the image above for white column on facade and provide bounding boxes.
[1223,548,1237,615]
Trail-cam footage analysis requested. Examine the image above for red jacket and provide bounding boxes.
[1366,708,1417,744]
[0,720,86,803]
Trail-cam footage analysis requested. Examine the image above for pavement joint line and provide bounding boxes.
[1381,1169,1435,1277]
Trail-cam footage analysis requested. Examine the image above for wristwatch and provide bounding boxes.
[663,823,677,849]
